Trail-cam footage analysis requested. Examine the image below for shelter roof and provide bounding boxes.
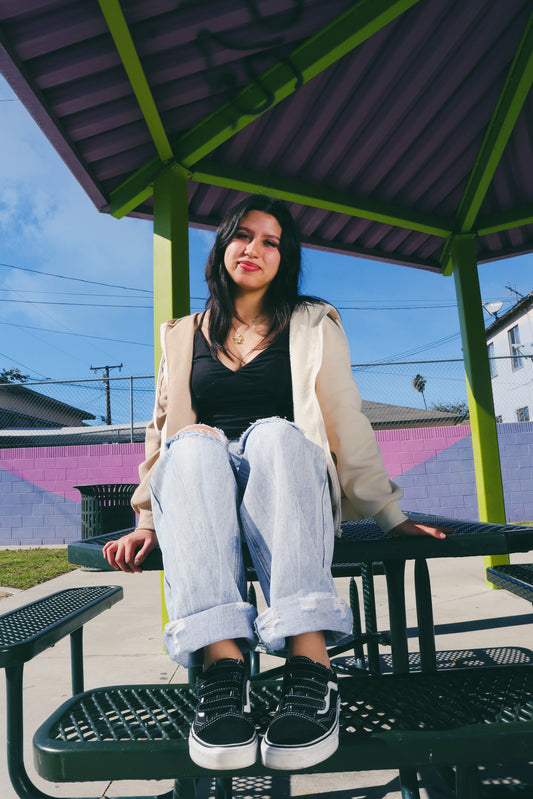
[1,0,532,272]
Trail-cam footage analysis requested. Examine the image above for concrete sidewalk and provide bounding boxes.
[1,553,533,798]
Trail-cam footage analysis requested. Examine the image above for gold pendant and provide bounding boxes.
[233,333,244,344]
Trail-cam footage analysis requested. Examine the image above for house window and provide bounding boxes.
[508,325,523,370]
[517,406,530,422]
[488,342,497,377]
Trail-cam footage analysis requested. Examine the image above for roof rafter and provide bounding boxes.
[109,0,422,217]
[98,0,176,164]
[192,160,452,237]
[476,204,533,236]
[441,9,533,275]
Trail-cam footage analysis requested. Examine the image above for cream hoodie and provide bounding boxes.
[131,302,407,535]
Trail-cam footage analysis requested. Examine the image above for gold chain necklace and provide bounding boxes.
[231,314,263,345]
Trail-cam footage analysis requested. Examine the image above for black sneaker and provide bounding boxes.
[261,656,340,770]
[188,658,258,770]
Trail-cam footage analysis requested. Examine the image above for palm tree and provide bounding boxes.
[412,373,427,409]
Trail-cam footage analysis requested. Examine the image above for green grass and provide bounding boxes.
[0,549,78,591]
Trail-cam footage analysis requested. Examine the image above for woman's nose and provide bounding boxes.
[244,238,258,255]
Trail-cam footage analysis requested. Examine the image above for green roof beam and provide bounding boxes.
[175,0,421,168]
[441,11,533,275]
[440,235,455,277]
[477,204,533,236]
[455,10,533,233]
[110,0,421,217]
[108,156,180,218]
[192,160,451,237]
[98,0,174,163]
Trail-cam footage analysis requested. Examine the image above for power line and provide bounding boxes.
[4,280,124,369]
[0,350,48,379]
[0,298,152,308]
[0,320,152,347]
[0,260,152,293]
[374,332,461,362]
[0,288,150,299]
[336,303,457,311]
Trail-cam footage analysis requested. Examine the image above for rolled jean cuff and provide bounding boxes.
[254,592,352,653]
[163,601,258,668]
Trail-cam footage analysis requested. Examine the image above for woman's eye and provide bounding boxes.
[235,231,250,240]
[264,240,278,248]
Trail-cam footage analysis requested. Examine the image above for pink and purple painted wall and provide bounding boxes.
[1,423,532,545]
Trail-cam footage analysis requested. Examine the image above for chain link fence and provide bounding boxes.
[0,375,154,447]
[351,359,469,429]
[0,356,531,447]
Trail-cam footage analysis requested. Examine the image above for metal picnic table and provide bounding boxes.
[0,511,526,799]
[68,511,533,676]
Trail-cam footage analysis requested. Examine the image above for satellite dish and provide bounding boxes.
[520,342,533,357]
[483,301,503,318]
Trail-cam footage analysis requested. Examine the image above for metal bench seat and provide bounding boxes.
[0,585,123,669]
[334,645,533,673]
[1,585,123,799]
[486,564,533,603]
[33,665,533,793]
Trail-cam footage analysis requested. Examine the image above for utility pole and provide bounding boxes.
[90,363,122,425]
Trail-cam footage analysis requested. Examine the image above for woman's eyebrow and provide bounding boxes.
[237,225,280,241]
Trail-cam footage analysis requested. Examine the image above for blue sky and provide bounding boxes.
[1,74,531,409]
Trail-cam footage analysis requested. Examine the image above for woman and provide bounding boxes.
[104,195,449,772]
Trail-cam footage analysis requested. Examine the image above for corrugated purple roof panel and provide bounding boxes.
[1,0,532,271]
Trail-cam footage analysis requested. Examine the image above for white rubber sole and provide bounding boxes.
[261,717,340,771]
[188,729,258,770]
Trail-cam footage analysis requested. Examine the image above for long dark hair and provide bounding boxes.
[205,194,306,356]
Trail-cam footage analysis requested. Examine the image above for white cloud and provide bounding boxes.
[0,77,155,378]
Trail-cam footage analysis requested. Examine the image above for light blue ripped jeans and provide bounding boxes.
[150,417,352,668]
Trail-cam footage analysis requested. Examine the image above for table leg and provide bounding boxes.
[5,664,55,799]
[361,562,381,673]
[188,665,203,685]
[69,628,84,695]
[215,777,232,798]
[399,768,421,798]
[384,560,409,674]
[384,560,421,798]
[349,577,366,669]
[414,559,437,672]
[172,780,197,798]
[455,764,482,798]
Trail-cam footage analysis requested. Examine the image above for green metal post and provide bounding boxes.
[153,167,190,629]
[451,235,508,579]
[69,628,84,695]
[152,168,191,369]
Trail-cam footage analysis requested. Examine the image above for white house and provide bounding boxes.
[486,291,533,423]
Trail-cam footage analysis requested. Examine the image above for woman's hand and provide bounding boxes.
[389,519,455,540]
[103,528,158,573]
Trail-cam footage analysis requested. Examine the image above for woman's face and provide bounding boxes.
[224,210,282,299]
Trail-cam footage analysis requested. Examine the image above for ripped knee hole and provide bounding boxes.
[180,424,224,440]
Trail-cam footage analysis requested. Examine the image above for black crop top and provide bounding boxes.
[190,325,294,439]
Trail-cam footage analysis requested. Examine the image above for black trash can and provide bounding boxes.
[75,484,137,540]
